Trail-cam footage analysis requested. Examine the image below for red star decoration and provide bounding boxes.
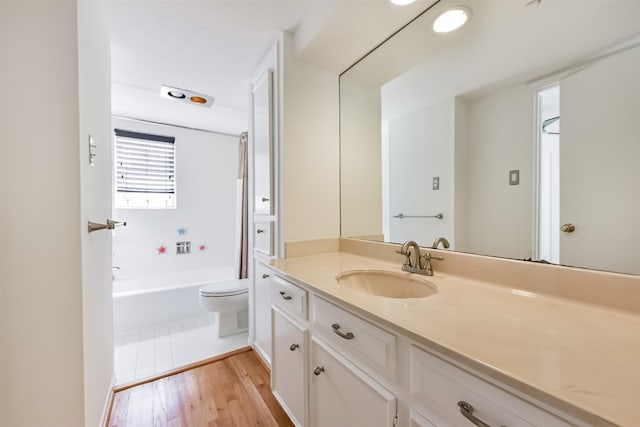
[199,245,206,251]
[157,246,166,254]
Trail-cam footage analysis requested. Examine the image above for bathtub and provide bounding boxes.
[113,266,235,334]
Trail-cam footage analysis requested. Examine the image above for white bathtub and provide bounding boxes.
[113,266,235,334]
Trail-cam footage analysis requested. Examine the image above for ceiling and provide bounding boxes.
[109,0,434,135]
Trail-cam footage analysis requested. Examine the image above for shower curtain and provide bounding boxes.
[235,131,249,279]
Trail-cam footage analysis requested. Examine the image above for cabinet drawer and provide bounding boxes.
[254,261,273,285]
[410,345,571,427]
[312,296,397,379]
[254,220,273,256]
[271,276,308,320]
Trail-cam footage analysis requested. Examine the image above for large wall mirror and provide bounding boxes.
[340,0,640,275]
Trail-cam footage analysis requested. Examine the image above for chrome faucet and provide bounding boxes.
[397,240,444,276]
[432,237,450,249]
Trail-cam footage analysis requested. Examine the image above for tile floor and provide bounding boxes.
[114,314,249,385]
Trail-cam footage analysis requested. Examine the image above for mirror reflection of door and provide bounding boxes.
[536,85,560,264]
[558,46,640,274]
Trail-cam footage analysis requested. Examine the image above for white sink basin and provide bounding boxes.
[335,270,437,299]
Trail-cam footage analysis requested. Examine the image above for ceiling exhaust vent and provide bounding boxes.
[160,85,214,108]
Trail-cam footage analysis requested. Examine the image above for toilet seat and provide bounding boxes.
[199,279,248,297]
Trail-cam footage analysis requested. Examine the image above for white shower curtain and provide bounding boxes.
[234,131,249,279]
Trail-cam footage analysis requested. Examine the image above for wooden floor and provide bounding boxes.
[108,349,293,427]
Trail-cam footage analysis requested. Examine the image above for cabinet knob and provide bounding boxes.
[458,401,492,427]
[261,197,269,202]
[256,229,265,234]
[289,344,299,351]
[262,274,269,279]
[313,366,325,376]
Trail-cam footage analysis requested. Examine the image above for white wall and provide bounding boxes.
[462,84,534,260]
[0,1,85,425]
[386,100,455,248]
[112,118,239,278]
[453,98,469,251]
[282,33,340,243]
[340,77,382,238]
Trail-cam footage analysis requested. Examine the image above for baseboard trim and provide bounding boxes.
[252,342,271,372]
[101,376,116,427]
[112,346,252,393]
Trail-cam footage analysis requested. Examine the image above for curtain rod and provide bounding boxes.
[112,115,241,138]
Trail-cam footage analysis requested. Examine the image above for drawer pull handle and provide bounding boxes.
[262,274,269,279]
[313,366,325,376]
[279,291,292,300]
[289,344,299,351]
[256,229,265,234]
[458,401,492,427]
[261,197,270,202]
[332,323,354,340]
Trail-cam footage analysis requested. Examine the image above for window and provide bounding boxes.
[114,129,176,209]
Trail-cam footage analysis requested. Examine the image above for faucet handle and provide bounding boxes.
[424,253,444,261]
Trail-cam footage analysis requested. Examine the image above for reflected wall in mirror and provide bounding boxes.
[340,0,640,275]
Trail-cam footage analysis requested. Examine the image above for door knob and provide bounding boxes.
[560,223,575,233]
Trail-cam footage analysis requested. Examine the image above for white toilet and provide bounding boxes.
[199,278,250,338]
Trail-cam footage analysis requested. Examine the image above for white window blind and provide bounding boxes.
[114,129,176,208]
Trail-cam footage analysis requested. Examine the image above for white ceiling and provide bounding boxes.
[109,0,433,134]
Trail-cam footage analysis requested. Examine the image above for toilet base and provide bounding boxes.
[216,308,248,338]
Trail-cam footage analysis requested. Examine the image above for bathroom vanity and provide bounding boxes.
[259,244,639,427]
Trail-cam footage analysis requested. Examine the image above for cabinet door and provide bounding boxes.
[253,260,272,365]
[272,308,306,427]
[310,337,396,427]
[252,68,273,215]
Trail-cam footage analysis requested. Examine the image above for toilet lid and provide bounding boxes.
[200,279,249,297]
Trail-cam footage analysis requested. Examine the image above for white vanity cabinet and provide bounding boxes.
[252,67,273,216]
[266,271,579,427]
[253,260,273,364]
[272,307,307,427]
[310,336,397,427]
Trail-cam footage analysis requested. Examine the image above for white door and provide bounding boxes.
[78,2,115,424]
[559,46,640,274]
[310,336,396,427]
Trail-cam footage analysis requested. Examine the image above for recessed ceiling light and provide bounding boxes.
[433,7,470,33]
[390,0,416,5]
[160,85,214,108]
[167,90,186,99]
[190,96,207,105]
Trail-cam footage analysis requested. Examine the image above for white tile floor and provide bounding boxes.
[114,314,249,385]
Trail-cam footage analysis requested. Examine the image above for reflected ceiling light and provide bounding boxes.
[390,0,416,5]
[167,90,186,99]
[433,7,470,33]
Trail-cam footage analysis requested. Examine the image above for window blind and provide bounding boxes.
[115,129,175,194]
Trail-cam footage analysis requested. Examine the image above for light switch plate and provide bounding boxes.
[432,177,440,190]
[509,170,520,185]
